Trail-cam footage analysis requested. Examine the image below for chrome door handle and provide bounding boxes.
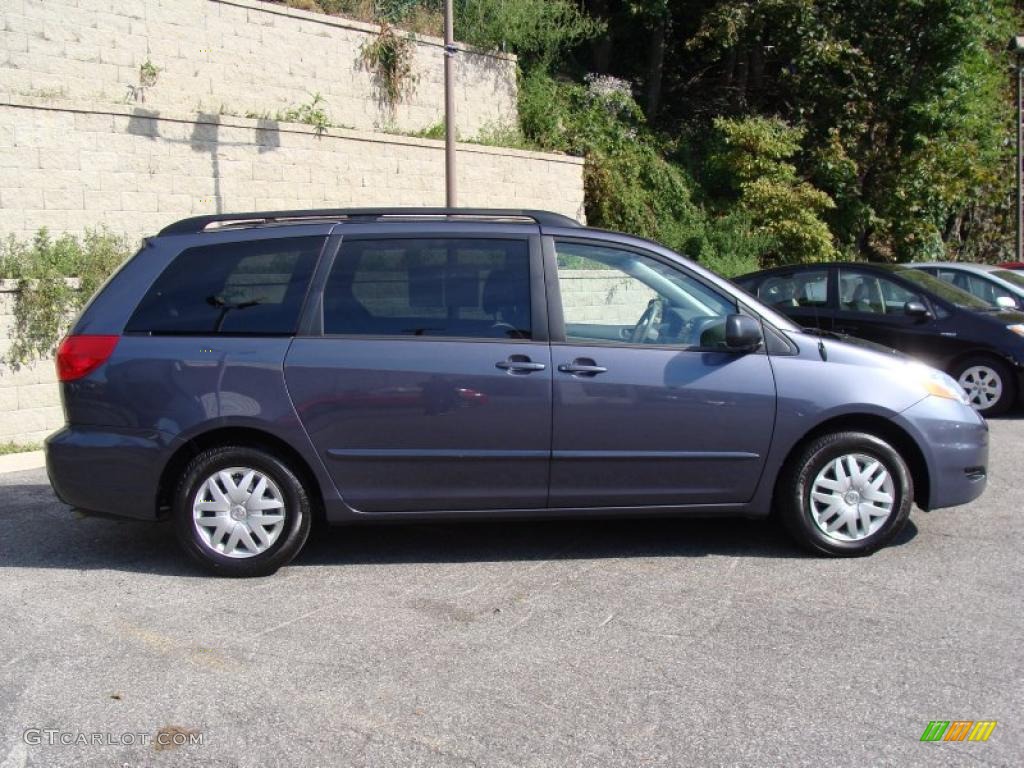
[558,361,607,376]
[496,356,546,374]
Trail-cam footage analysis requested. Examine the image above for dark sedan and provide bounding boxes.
[735,263,1024,416]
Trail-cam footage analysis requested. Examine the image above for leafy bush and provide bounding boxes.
[454,0,604,68]
[519,71,761,277]
[0,229,133,367]
[706,116,837,265]
[276,92,332,134]
[360,22,418,108]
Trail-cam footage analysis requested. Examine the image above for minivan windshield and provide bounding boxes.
[894,267,992,310]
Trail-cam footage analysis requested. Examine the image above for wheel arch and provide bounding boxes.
[944,348,1017,379]
[156,426,326,522]
[774,413,931,511]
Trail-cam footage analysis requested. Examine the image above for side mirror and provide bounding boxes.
[996,295,1017,310]
[725,314,763,351]
[904,300,932,320]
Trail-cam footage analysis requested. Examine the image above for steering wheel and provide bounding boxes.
[631,298,665,344]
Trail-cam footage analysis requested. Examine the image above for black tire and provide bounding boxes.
[173,445,312,577]
[950,356,1015,417]
[777,431,913,557]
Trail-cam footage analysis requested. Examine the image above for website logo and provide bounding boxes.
[920,721,997,742]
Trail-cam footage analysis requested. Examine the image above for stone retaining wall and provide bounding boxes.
[1,0,517,136]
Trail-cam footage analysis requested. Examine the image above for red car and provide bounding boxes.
[998,261,1024,270]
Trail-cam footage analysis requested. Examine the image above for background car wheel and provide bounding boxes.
[173,445,311,577]
[778,431,913,557]
[952,356,1014,417]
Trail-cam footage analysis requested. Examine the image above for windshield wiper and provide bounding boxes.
[206,295,264,332]
[798,327,849,340]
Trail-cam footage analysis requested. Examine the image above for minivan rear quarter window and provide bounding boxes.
[126,237,323,335]
[323,238,531,339]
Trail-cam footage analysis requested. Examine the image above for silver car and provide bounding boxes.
[907,262,1024,311]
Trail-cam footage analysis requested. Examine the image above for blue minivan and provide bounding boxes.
[46,209,988,576]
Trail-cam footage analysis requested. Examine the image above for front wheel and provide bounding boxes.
[173,445,312,577]
[777,431,913,557]
[952,356,1015,417]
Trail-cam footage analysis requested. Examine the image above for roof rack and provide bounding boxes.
[157,208,582,235]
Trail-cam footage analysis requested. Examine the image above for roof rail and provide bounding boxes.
[157,208,582,235]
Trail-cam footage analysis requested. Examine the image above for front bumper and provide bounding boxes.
[895,397,989,511]
[46,426,174,520]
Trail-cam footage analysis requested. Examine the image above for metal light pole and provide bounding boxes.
[444,0,457,207]
[1012,36,1024,263]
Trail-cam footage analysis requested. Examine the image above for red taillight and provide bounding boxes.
[56,335,119,382]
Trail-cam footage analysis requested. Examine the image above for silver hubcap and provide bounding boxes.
[192,467,286,558]
[809,453,895,542]
[958,366,1002,410]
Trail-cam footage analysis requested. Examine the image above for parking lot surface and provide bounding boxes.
[1,420,1021,767]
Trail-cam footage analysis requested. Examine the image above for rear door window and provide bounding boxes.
[756,270,828,309]
[323,238,532,339]
[126,237,324,335]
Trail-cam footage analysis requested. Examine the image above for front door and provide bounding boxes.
[547,239,777,508]
[285,233,552,513]
[833,267,945,363]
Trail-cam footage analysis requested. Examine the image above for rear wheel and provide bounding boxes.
[173,445,311,577]
[952,356,1014,417]
[778,431,913,557]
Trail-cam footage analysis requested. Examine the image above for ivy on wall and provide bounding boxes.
[0,229,133,368]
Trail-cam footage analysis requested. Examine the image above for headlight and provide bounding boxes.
[911,364,970,405]
[1007,324,1024,337]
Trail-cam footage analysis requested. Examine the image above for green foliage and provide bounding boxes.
[703,211,778,276]
[138,59,159,87]
[519,72,761,276]
[455,0,604,69]
[360,21,418,108]
[687,0,1018,262]
[708,116,838,264]
[0,441,42,455]
[275,93,332,135]
[0,229,132,367]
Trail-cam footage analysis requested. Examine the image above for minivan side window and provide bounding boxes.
[126,237,323,335]
[553,241,735,348]
[323,238,531,339]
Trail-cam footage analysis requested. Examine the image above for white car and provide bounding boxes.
[907,262,1024,311]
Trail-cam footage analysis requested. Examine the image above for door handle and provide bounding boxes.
[496,355,546,374]
[558,359,607,377]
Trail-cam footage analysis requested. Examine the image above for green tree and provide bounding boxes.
[685,0,1018,262]
[455,0,604,69]
[707,116,837,264]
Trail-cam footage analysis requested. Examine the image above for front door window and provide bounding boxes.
[554,241,736,348]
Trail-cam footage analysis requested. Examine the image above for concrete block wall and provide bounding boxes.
[560,270,656,325]
[0,0,518,136]
[0,97,585,242]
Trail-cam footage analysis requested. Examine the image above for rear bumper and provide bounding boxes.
[45,426,174,520]
[895,398,989,511]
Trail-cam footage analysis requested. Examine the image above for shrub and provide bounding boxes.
[706,116,838,265]
[0,229,133,367]
[455,0,603,68]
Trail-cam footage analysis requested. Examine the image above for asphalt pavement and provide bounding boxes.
[0,419,1021,767]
